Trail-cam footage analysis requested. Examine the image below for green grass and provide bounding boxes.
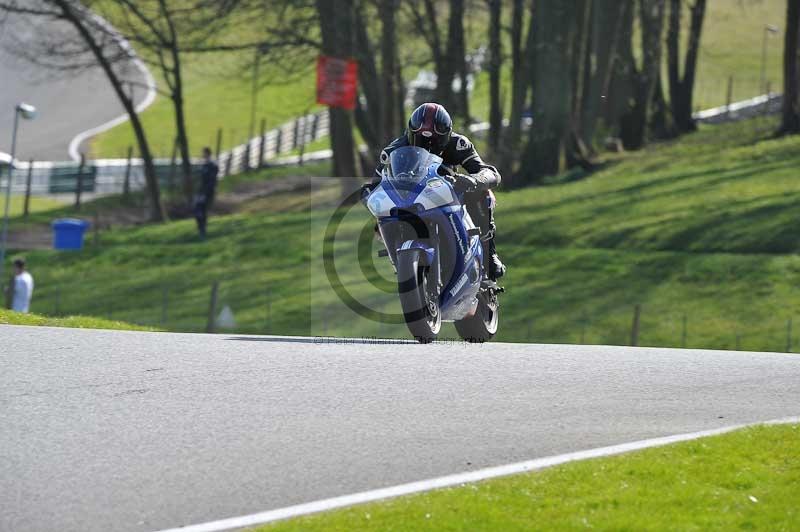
[91,0,786,158]
[92,54,322,159]
[7,117,800,350]
[256,422,800,531]
[3,195,64,217]
[0,308,156,331]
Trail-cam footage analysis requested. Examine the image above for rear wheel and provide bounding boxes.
[454,290,499,343]
[397,250,441,343]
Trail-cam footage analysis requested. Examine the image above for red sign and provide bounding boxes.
[316,55,358,110]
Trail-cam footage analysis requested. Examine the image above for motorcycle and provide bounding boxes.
[364,146,502,343]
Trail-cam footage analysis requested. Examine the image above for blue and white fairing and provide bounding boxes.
[366,146,484,321]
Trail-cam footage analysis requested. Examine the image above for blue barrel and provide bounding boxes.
[52,218,90,250]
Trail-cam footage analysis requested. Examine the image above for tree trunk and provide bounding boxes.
[567,0,593,168]
[668,0,706,133]
[620,0,666,150]
[780,0,800,134]
[443,0,467,121]
[649,70,676,139]
[518,0,576,183]
[159,0,193,206]
[501,0,533,182]
[55,0,165,221]
[487,0,502,156]
[604,1,635,129]
[171,85,194,206]
[581,0,627,151]
[316,0,361,183]
[380,0,401,143]
[353,4,383,158]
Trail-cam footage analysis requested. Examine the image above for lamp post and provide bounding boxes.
[0,102,37,282]
[760,24,779,95]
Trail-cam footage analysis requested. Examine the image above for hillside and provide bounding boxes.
[8,115,800,351]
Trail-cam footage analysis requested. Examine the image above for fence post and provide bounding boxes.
[215,127,223,161]
[258,118,267,168]
[161,285,168,327]
[275,128,283,155]
[224,152,233,177]
[292,118,301,150]
[764,81,772,116]
[298,116,307,166]
[206,281,219,333]
[168,137,178,193]
[311,113,320,139]
[265,286,271,332]
[787,318,792,352]
[23,159,33,218]
[630,304,641,347]
[93,210,99,247]
[580,312,587,344]
[681,314,687,348]
[75,153,85,210]
[244,141,252,171]
[123,146,133,201]
[725,76,734,118]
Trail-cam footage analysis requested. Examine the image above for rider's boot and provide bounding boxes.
[483,235,505,281]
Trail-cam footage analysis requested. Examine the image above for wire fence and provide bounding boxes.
[15,267,799,353]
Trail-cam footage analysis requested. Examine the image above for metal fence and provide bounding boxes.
[0,110,330,197]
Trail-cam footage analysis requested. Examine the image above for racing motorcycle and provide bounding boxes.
[364,146,502,343]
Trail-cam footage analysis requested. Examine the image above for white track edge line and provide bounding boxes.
[154,416,800,532]
[66,11,157,162]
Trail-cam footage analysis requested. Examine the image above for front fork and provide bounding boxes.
[378,219,443,304]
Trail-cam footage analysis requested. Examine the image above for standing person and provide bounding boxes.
[194,146,219,239]
[10,258,34,313]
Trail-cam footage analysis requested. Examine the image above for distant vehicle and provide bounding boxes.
[364,146,502,343]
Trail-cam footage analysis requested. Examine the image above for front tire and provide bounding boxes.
[455,290,499,343]
[397,250,441,343]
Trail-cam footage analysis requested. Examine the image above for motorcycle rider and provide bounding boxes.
[369,102,506,280]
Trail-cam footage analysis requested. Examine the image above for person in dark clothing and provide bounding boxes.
[369,103,505,280]
[194,146,219,239]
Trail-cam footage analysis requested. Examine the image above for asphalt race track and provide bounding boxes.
[0,12,148,161]
[2,326,799,531]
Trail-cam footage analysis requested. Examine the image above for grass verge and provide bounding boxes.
[0,308,157,331]
[258,423,800,531]
[7,116,800,350]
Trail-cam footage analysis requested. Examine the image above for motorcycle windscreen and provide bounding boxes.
[385,146,442,200]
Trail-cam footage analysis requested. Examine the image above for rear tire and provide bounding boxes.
[397,250,441,343]
[454,290,499,343]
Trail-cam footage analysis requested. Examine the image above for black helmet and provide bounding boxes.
[407,103,452,154]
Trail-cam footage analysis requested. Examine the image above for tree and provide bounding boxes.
[779,0,800,134]
[517,0,577,183]
[667,0,707,133]
[499,0,534,182]
[105,1,235,207]
[0,0,166,221]
[316,0,361,181]
[408,0,469,122]
[619,0,666,150]
[580,0,630,152]
[486,0,502,156]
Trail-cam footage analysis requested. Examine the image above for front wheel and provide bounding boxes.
[454,290,499,343]
[397,250,441,343]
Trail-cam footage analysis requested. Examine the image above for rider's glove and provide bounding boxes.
[447,173,478,193]
[360,182,377,203]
